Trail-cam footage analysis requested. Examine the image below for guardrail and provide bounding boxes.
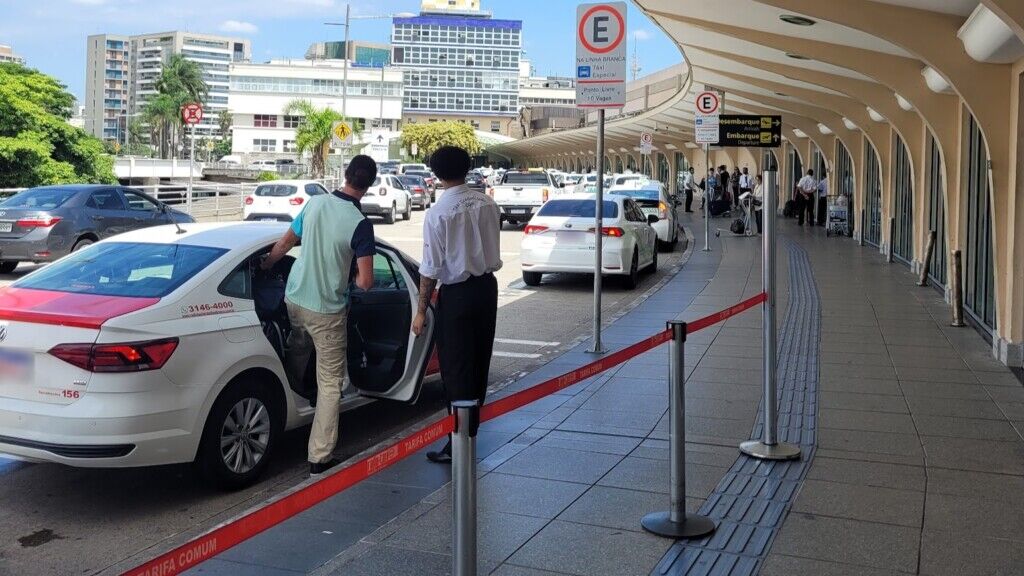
[123,291,770,576]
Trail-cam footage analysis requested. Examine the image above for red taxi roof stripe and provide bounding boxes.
[0,288,160,330]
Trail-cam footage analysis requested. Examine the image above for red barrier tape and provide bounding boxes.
[123,292,767,576]
[481,329,673,422]
[123,416,453,576]
[686,292,767,334]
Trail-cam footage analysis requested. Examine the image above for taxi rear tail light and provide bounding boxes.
[659,201,668,218]
[244,196,254,205]
[49,338,179,373]
[289,197,305,206]
[542,188,550,203]
[524,224,548,235]
[588,226,625,237]
[17,216,62,228]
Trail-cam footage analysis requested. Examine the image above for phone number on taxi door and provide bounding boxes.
[181,301,234,317]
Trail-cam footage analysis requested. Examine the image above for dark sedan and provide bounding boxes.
[397,175,433,210]
[466,171,487,192]
[404,170,438,200]
[0,184,193,274]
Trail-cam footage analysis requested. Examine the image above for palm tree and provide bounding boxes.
[142,93,180,159]
[156,54,208,104]
[284,99,345,179]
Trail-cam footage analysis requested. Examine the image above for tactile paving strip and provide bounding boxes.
[654,240,820,576]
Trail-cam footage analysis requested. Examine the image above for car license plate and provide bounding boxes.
[0,348,33,384]
[511,209,528,215]
[0,222,12,233]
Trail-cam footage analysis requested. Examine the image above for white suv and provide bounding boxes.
[244,180,330,222]
[360,175,413,224]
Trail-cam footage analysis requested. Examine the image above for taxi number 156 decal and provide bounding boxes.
[181,301,234,318]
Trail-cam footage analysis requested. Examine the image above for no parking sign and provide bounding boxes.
[575,2,627,108]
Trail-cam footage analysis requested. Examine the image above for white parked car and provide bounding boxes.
[520,194,658,290]
[360,174,413,224]
[609,181,679,250]
[248,160,278,173]
[243,180,330,222]
[0,222,440,488]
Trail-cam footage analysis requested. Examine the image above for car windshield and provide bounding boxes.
[406,171,432,178]
[254,185,298,197]
[503,173,550,185]
[537,199,619,218]
[1,188,79,210]
[610,189,661,201]
[15,242,227,298]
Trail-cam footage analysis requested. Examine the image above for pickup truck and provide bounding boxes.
[490,170,563,226]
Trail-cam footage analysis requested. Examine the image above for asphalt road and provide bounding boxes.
[0,206,692,576]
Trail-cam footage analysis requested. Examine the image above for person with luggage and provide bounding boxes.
[739,167,754,200]
[700,168,718,214]
[796,169,817,226]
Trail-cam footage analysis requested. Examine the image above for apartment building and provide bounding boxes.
[84,31,250,142]
[84,34,130,142]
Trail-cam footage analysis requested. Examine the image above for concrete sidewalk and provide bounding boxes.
[190,212,1024,576]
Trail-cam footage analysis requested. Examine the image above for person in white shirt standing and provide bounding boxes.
[681,167,696,213]
[412,146,502,463]
[816,174,829,226]
[796,169,818,226]
[738,167,754,201]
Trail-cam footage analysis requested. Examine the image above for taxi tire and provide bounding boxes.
[646,246,658,273]
[623,250,640,290]
[383,205,396,225]
[197,379,281,491]
[403,202,412,221]
[0,261,17,274]
[523,271,543,286]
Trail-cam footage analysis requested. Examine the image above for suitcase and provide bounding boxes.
[709,199,731,217]
[783,200,796,218]
[730,218,745,235]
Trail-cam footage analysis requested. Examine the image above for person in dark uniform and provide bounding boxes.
[411,146,502,463]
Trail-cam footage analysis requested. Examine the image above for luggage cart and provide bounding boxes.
[716,193,756,238]
[825,194,849,237]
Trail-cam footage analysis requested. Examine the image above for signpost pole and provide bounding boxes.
[187,123,195,214]
[591,108,606,355]
[703,144,710,251]
[577,2,627,355]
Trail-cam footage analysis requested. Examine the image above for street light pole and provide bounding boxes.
[341,3,351,120]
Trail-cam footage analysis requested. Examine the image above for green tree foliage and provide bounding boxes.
[283,99,348,179]
[0,63,115,188]
[144,55,208,159]
[400,121,482,161]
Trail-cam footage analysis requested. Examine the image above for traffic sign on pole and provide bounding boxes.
[331,121,353,147]
[181,102,203,125]
[640,132,653,155]
[694,90,720,145]
[575,2,627,109]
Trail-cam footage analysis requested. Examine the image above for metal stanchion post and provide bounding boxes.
[703,144,711,252]
[589,109,606,354]
[950,249,966,327]
[642,321,716,539]
[452,400,479,576]
[887,217,895,262]
[740,171,801,461]
[917,230,936,286]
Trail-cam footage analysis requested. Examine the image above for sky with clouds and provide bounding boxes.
[0,0,679,102]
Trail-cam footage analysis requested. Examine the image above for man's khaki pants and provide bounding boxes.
[286,300,347,465]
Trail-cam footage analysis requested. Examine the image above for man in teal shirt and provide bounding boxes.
[261,155,377,476]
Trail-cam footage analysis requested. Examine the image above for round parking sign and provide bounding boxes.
[696,91,720,115]
[578,4,626,55]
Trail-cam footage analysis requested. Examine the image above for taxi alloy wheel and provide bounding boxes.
[220,397,271,475]
[199,380,280,490]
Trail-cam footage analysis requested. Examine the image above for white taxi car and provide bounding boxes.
[0,222,439,489]
[243,180,330,222]
[520,195,658,289]
[360,175,413,224]
[609,180,679,250]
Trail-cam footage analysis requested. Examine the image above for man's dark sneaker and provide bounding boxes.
[426,442,452,464]
[310,458,341,477]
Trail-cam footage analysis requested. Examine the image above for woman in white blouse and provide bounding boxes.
[752,174,764,234]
